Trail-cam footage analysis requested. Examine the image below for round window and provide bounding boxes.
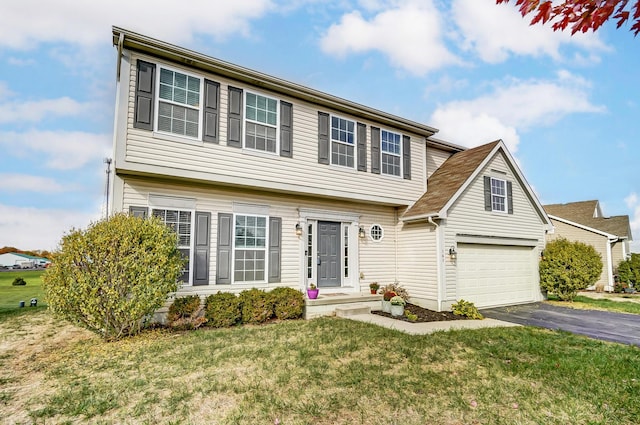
[370,224,384,241]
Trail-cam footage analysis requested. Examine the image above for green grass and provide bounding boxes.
[1,312,639,425]
[547,294,640,315]
[0,270,47,316]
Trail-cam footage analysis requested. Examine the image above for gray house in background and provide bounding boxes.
[109,27,552,313]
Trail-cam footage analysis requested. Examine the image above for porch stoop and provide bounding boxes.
[304,293,382,319]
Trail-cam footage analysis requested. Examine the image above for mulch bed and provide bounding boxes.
[372,303,467,323]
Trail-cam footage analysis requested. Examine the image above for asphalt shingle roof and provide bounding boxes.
[544,201,631,239]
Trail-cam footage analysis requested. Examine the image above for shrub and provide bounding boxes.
[42,213,185,341]
[405,311,418,322]
[269,287,304,320]
[239,288,274,324]
[205,292,241,328]
[540,238,603,301]
[451,299,483,320]
[167,295,205,330]
[11,277,27,286]
[617,253,640,287]
[380,282,409,301]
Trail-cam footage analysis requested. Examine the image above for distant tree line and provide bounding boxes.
[0,246,52,259]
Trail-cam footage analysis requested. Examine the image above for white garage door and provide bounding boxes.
[457,243,537,308]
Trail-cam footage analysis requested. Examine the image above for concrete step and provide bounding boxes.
[335,304,371,317]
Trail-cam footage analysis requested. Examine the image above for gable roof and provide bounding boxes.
[544,200,631,240]
[403,141,500,219]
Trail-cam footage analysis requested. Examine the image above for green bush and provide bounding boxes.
[204,292,241,328]
[167,295,204,330]
[11,277,27,286]
[239,288,274,324]
[451,299,483,320]
[269,287,304,320]
[42,213,185,341]
[540,238,603,301]
[617,253,640,287]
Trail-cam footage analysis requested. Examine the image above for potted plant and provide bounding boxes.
[390,295,406,317]
[307,283,319,299]
[382,291,396,313]
[369,282,380,295]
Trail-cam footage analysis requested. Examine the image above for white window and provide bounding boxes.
[343,226,349,278]
[152,208,193,283]
[157,67,202,139]
[381,130,401,176]
[234,214,268,282]
[370,224,384,242]
[491,178,507,212]
[245,92,278,153]
[307,223,314,280]
[331,116,355,168]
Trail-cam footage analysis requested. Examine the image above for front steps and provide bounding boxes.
[304,293,382,319]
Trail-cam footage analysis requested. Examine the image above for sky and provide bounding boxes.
[0,0,638,252]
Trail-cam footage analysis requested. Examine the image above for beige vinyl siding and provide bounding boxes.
[121,176,398,297]
[426,146,451,179]
[442,152,546,304]
[547,219,610,289]
[123,53,427,205]
[396,221,438,308]
[611,241,626,272]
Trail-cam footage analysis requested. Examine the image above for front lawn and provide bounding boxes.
[1,311,638,424]
[0,270,47,317]
[547,294,640,315]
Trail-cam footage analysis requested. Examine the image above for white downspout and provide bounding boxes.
[606,237,617,292]
[428,216,443,311]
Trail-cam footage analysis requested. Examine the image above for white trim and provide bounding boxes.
[547,215,619,239]
[369,224,384,242]
[232,202,270,216]
[242,89,280,155]
[329,113,357,169]
[490,177,507,213]
[148,194,196,209]
[231,212,269,284]
[299,208,360,222]
[149,206,195,286]
[380,128,402,177]
[456,234,539,247]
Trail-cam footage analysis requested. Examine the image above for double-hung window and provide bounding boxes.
[157,67,202,139]
[381,130,401,176]
[331,116,355,168]
[234,214,267,282]
[245,92,278,153]
[152,208,193,283]
[490,178,507,212]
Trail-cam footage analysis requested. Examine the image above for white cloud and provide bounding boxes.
[0,97,98,124]
[0,130,111,170]
[429,71,604,151]
[452,0,607,63]
[7,57,36,66]
[625,193,640,253]
[0,0,274,50]
[0,203,101,251]
[0,174,66,193]
[320,1,461,75]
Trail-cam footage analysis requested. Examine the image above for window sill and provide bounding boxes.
[241,148,281,160]
[327,163,357,173]
[153,131,203,146]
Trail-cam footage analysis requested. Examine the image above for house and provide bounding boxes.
[544,200,632,292]
[0,253,49,268]
[109,27,552,313]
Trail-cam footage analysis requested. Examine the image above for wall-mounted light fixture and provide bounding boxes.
[295,223,302,236]
[358,226,366,239]
[448,246,457,260]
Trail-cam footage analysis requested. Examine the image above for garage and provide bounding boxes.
[456,243,538,308]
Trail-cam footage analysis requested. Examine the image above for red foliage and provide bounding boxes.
[497,0,640,35]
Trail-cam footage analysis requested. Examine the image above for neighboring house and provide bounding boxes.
[109,27,552,311]
[544,200,632,292]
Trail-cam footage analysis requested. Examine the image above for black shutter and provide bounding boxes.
[484,176,492,211]
[507,181,514,214]
[280,101,293,157]
[227,86,243,148]
[318,112,329,164]
[402,135,411,180]
[203,80,220,143]
[134,60,155,130]
[216,213,233,284]
[357,122,367,172]
[193,212,211,286]
[371,127,380,174]
[129,206,148,218]
[268,217,282,283]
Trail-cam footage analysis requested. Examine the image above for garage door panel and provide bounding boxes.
[457,244,536,308]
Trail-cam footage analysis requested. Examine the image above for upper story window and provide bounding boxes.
[491,178,507,212]
[331,116,355,168]
[245,92,278,153]
[381,130,401,176]
[157,67,202,139]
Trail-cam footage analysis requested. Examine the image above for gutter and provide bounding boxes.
[428,216,444,311]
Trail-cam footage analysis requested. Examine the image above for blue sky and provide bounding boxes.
[0,0,638,252]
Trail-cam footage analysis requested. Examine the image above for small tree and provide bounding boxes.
[540,238,602,301]
[43,213,184,340]
[617,253,640,287]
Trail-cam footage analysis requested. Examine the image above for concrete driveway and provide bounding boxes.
[482,303,640,346]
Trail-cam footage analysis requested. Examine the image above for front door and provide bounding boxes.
[317,221,341,287]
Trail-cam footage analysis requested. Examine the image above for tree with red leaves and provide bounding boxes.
[497,0,640,35]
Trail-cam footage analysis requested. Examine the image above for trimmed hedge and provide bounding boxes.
[239,288,274,325]
[269,287,304,320]
[205,292,242,328]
